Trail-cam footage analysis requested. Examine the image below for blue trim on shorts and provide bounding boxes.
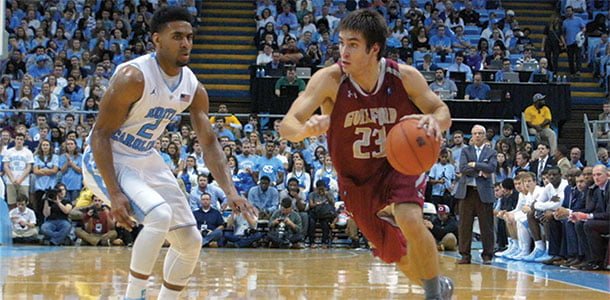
[83,149,148,222]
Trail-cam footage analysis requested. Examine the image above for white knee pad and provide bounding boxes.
[130,203,173,275]
[163,226,202,286]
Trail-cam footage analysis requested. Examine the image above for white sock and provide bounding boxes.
[158,285,182,299]
[125,274,148,299]
[517,224,531,253]
[535,240,545,250]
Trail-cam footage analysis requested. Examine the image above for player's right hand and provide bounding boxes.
[110,192,135,231]
[304,114,330,137]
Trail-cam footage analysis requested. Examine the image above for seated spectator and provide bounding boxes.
[494,58,514,82]
[257,0,277,18]
[416,53,440,72]
[268,198,304,248]
[412,26,431,51]
[279,177,309,237]
[447,51,473,81]
[280,37,305,64]
[464,72,491,100]
[569,166,608,272]
[265,50,285,77]
[219,205,263,248]
[429,204,458,251]
[308,179,335,248]
[429,68,458,98]
[586,13,608,38]
[212,118,236,141]
[528,58,554,82]
[429,25,453,61]
[451,25,472,51]
[303,43,323,67]
[566,0,587,14]
[484,44,506,69]
[257,8,276,30]
[9,195,38,243]
[276,4,299,33]
[459,1,480,26]
[193,193,225,247]
[256,44,274,65]
[465,46,483,72]
[515,48,539,71]
[596,147,610,167]
[274,66,306,97]
[40,187,73,246]
[398,36,413,65]
[591,33,609,78]
[524,93,557,153]
[75,195,119,246]
[330,202,362,248]
[247,175,280,219]
[189,174,227,212]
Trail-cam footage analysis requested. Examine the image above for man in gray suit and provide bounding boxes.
[454,125,497,264]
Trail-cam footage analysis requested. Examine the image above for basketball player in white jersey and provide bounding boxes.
[82,7,252,299]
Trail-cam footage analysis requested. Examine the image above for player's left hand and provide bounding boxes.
[227,194,256,216]
[400,114,442,141]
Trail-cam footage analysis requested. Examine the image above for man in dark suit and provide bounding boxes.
[570,165,610,270]
[454,125,497,264]
[551,168,586,267]
[529,142,556,186]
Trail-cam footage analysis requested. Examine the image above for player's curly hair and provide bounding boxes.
[150,6,194,34]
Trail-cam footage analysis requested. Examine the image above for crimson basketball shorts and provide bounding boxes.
[339,170,426,263]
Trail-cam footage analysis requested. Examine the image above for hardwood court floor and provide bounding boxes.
[0,246,608,299]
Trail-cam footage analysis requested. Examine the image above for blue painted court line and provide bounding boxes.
[441,251,610,294]
[0,245,62,258]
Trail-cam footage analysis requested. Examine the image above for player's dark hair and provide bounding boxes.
[150,7,194,34]
[338,9,387,60]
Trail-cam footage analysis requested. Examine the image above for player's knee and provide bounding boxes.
[144,203,173,233]
[171,227,202,256]
[393,203,426,235]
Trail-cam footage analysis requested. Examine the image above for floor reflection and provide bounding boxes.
[0,246,608,299]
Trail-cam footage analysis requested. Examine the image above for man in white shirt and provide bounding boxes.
[523,167,568,262]
[2,133,34,209]
[9,196,38,243]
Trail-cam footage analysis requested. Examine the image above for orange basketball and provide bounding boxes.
[386,119,441,175]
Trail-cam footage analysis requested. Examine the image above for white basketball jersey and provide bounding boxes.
[98,53,199,157]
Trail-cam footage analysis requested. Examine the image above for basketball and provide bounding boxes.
[386,119,441,175]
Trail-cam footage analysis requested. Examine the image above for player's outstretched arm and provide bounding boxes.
[90,65,143,229]
[399,64,452,139]
[279,66,339,142]
[190,83,251,212]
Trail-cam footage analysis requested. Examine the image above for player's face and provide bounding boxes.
[155,21,193,67]
[522,177,535,192]
[338,30,379,76]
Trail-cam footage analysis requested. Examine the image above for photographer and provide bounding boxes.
[75,195,118,246]
[279,178,308,236]
[268,198,304,248]
[40,186,73,245]
[308,180,335,248]
[219,205,263,248]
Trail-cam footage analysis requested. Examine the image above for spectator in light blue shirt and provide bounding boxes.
[276,4,299,32]
[189,174,227,211]
[494,58,513,82]
[447,51,473,81]
[430,25,453,62]
[255,142,285,186]
[247,175,279,219]
[562,6,585,75]
[465,72,491,100]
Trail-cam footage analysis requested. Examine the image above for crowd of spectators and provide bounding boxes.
[0,0,607,272]
[254,0,610,98]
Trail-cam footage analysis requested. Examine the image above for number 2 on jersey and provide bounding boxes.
[353,127,387,159]
[136,119,163,139]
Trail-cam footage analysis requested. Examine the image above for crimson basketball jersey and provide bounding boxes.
[328,58,421,185]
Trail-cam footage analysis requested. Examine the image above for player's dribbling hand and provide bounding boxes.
[110,192,135,231]
[400,114,442,141]
[228,195,256,216]
[304,114,330,137]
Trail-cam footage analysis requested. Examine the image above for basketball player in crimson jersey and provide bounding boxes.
[280,10,453,300]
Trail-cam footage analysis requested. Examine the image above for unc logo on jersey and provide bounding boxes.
[261,165,275,174]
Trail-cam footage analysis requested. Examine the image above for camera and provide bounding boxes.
[45,189,58,202]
